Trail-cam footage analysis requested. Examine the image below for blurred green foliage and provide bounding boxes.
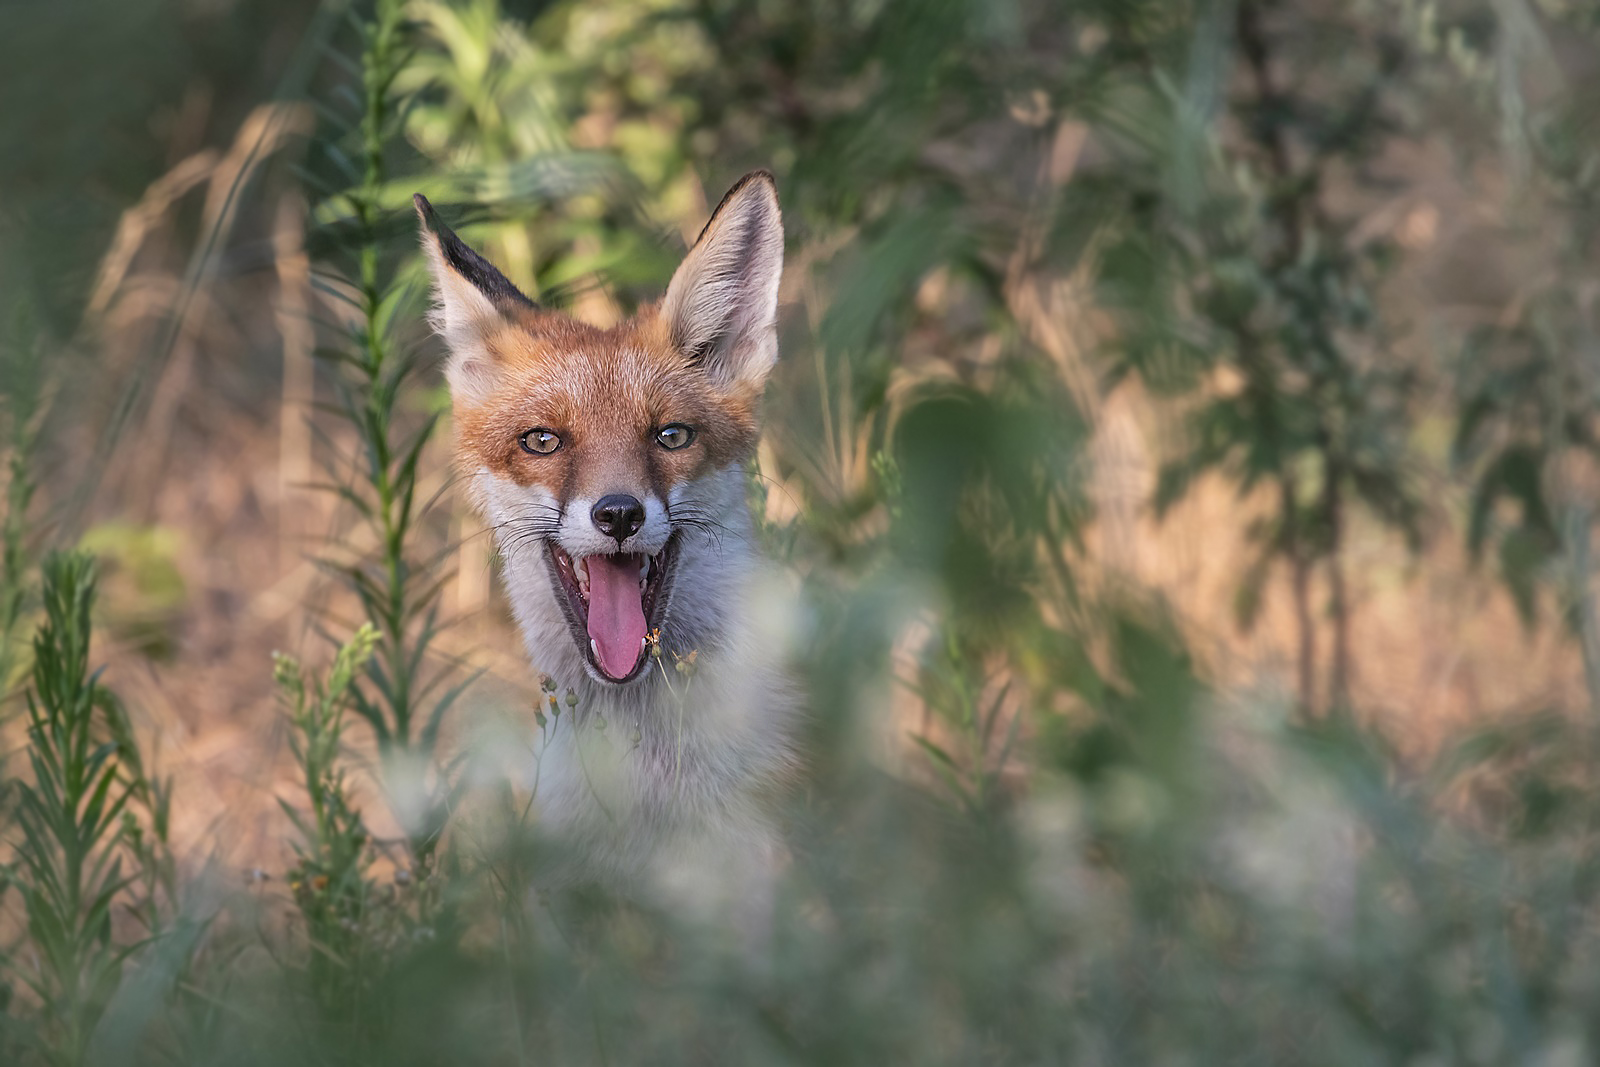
[76,525,186,661]
[0,554,168,1065]
[4,0,1600,1063]
[0,309,44,695]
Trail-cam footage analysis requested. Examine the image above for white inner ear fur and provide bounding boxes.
[421,233,505,406]
[661,177,784,391]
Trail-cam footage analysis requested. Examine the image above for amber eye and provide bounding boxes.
[656,424,696,451]
[519,429,562,455]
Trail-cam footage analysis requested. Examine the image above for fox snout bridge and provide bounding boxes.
[591,494,646,545]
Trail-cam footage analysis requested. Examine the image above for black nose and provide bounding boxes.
[591,494,645,544]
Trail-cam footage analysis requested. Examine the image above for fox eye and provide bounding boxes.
[656,424,696,451]
[519,429,562,455]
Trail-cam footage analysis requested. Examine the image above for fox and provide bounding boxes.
[413,172,799,917]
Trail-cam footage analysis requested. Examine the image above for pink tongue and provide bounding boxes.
[585,555,647,679]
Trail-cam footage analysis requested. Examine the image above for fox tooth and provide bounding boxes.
[575,557,589,581]
[590,638,600,660]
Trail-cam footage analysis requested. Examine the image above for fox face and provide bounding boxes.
[415,173,784,684]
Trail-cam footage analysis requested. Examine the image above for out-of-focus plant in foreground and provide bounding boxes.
[2,554,165,1066]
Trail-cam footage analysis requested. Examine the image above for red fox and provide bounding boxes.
[414,172,799,911]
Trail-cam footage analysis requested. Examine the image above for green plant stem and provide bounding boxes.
[7,554,146,1066]
[354,0,414,747]
[312,0,465,874]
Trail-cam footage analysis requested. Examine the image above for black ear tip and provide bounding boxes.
[733,169,777,197]
[413,193,437,228]
[695,170,780,244]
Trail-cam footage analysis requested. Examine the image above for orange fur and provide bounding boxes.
[450,306,761,502]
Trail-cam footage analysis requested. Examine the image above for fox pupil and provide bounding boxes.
[657,424,695,450]
[520,429,561,455]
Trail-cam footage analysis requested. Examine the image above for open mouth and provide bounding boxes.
[545,534,678,683]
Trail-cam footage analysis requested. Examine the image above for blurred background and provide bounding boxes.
[5,0,1600,1062]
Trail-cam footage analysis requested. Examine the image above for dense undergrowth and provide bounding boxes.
[4,0,1600,1062]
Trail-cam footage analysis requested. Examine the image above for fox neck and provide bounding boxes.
[490,462,757,713]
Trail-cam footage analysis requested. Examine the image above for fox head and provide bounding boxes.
[415,172,784,685]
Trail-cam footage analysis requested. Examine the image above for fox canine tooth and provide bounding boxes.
[590,638,600,660]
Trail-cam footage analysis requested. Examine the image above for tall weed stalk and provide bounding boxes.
[274,624,385,1011]
[309,0,467,865]
[3,553,158,1066]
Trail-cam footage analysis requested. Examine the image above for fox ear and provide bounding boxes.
[662,171,784,391]
[413,194,535,405]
